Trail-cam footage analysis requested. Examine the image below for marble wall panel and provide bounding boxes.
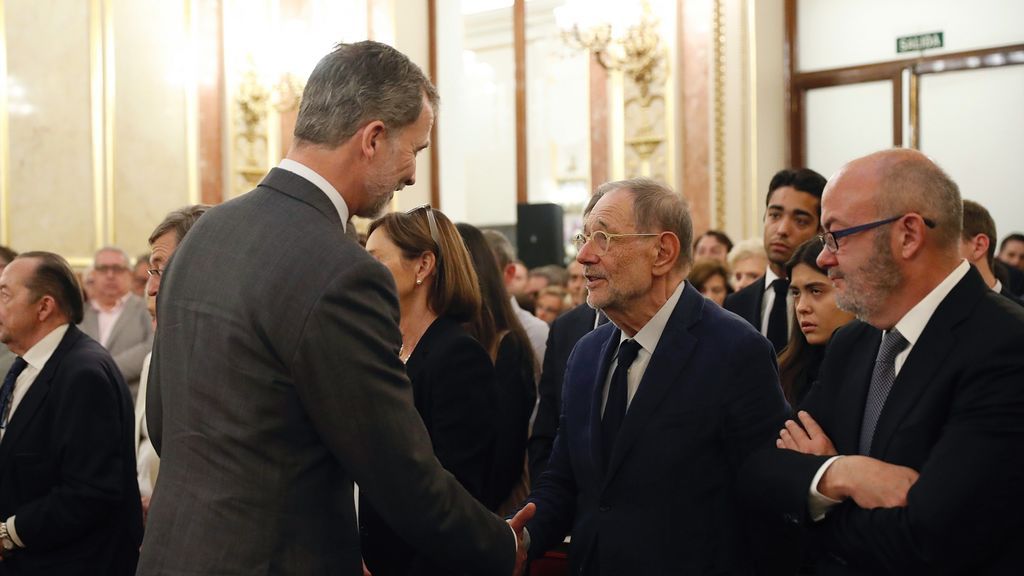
[111,0,193,257]
[4,0,95,263]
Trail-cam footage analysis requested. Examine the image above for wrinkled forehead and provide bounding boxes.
[585,189,635,232]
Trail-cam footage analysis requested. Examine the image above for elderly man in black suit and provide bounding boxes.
[0,252,143,574]
[138,41,529,576]
[725,168,825,353]
[754,148,1024,574]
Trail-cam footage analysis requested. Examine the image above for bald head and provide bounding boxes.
[832,148,962,252]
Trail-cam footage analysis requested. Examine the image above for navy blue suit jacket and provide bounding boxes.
[525,282,790,575]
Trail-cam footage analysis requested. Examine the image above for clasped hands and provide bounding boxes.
[777,410,919,509]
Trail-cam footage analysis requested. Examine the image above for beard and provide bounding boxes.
[831,229,902,321]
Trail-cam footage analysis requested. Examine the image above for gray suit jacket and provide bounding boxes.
[137,168,514,575]
[79,293,153,400]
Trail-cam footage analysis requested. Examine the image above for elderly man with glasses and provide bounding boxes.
[752,148,1024,575]
[519,177,790,575]
[78,246,153,401]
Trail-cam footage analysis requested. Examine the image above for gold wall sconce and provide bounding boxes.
[233,58,304,193]
[556,0,666,176]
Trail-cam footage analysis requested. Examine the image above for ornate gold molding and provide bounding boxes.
[90,0,106,248]
[712,0,726,229]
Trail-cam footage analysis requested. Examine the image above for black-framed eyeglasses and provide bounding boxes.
[819,213,936,253]
[572,230,660,256]
[406,204,441,251]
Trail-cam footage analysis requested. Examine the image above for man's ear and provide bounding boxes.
[652,232,681,276]
[36,295,57,323]
[503,263,516,286]
[360,120,387,160]
[897,214,930,259]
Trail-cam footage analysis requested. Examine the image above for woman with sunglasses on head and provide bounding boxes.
[777,237,855,407]
[361,206,498,576]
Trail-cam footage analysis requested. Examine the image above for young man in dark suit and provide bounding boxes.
[960,199,1022,304]
[139,41,529,576]
[760,149,1024,574]
[725,168,826,353]
[522,178,789,575]
[0,252,143,574]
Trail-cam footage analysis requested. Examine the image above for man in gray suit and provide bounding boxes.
[78,246,153,401]
[138,41,530,576]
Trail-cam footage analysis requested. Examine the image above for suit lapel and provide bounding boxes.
[0,327,80,462]
[603,284,702,485]
[589,326,622,476]
[831,326,880,454]
[869,270,984,456]
[104,295,137,350]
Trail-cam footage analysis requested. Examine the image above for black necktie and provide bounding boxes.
[602,339,642,468]
[766,279,790,353]
[859,329,909,454]
[1,357,29,430]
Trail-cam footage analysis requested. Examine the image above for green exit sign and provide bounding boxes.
[897,32,944,53]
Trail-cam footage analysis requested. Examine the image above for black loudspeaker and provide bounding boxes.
[517,203,565,269]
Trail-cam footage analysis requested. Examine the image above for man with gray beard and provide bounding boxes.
[747,148,1024,575]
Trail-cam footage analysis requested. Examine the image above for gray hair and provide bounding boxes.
[95,246,130,267]
[595,178,694,270]
[876,151,962,250]
[149,204,210,246]
[294,41,440,147]
[727,237,766,268]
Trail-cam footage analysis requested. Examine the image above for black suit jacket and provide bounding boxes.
[526,283,790,575]
[0,325,142,575]
[751,267,1024,574]
[724,276,766,330]
[527,303,598,483]
[361,315,498,576]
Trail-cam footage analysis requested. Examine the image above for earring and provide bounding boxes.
[415,278,423,285]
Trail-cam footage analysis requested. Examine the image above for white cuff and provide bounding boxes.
[808,455,845,521]
[6,517,24,548]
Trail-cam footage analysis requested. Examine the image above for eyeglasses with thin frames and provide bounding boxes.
[406,204,441,251]
[819,213,936,253]
[572,230,660,256]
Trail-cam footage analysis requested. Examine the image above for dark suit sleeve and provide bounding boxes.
[14,361,133,549]
[812,336,1024,573]
[290,260,513,576]
[424,336,497,502]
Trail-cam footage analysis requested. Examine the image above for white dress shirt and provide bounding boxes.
[759,266,794,339]
[92,293,129,347]
[278,159,351,231]
[601,279,686,414]
[809,260,971,519]
[2,323,70,548]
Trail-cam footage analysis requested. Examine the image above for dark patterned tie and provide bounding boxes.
[858,329,909,454]
[602,339,642,469]
[0,357,29,430]
[766,279,790,353]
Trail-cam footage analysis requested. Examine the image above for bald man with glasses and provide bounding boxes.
[752,149,1024,575]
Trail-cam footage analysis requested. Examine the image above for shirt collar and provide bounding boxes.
[992,279,1003,293]
[278,159,350,230]
[619,279,686,355]
[22,324,70,371]
[762,265,781,293]
[891,259,970,347]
